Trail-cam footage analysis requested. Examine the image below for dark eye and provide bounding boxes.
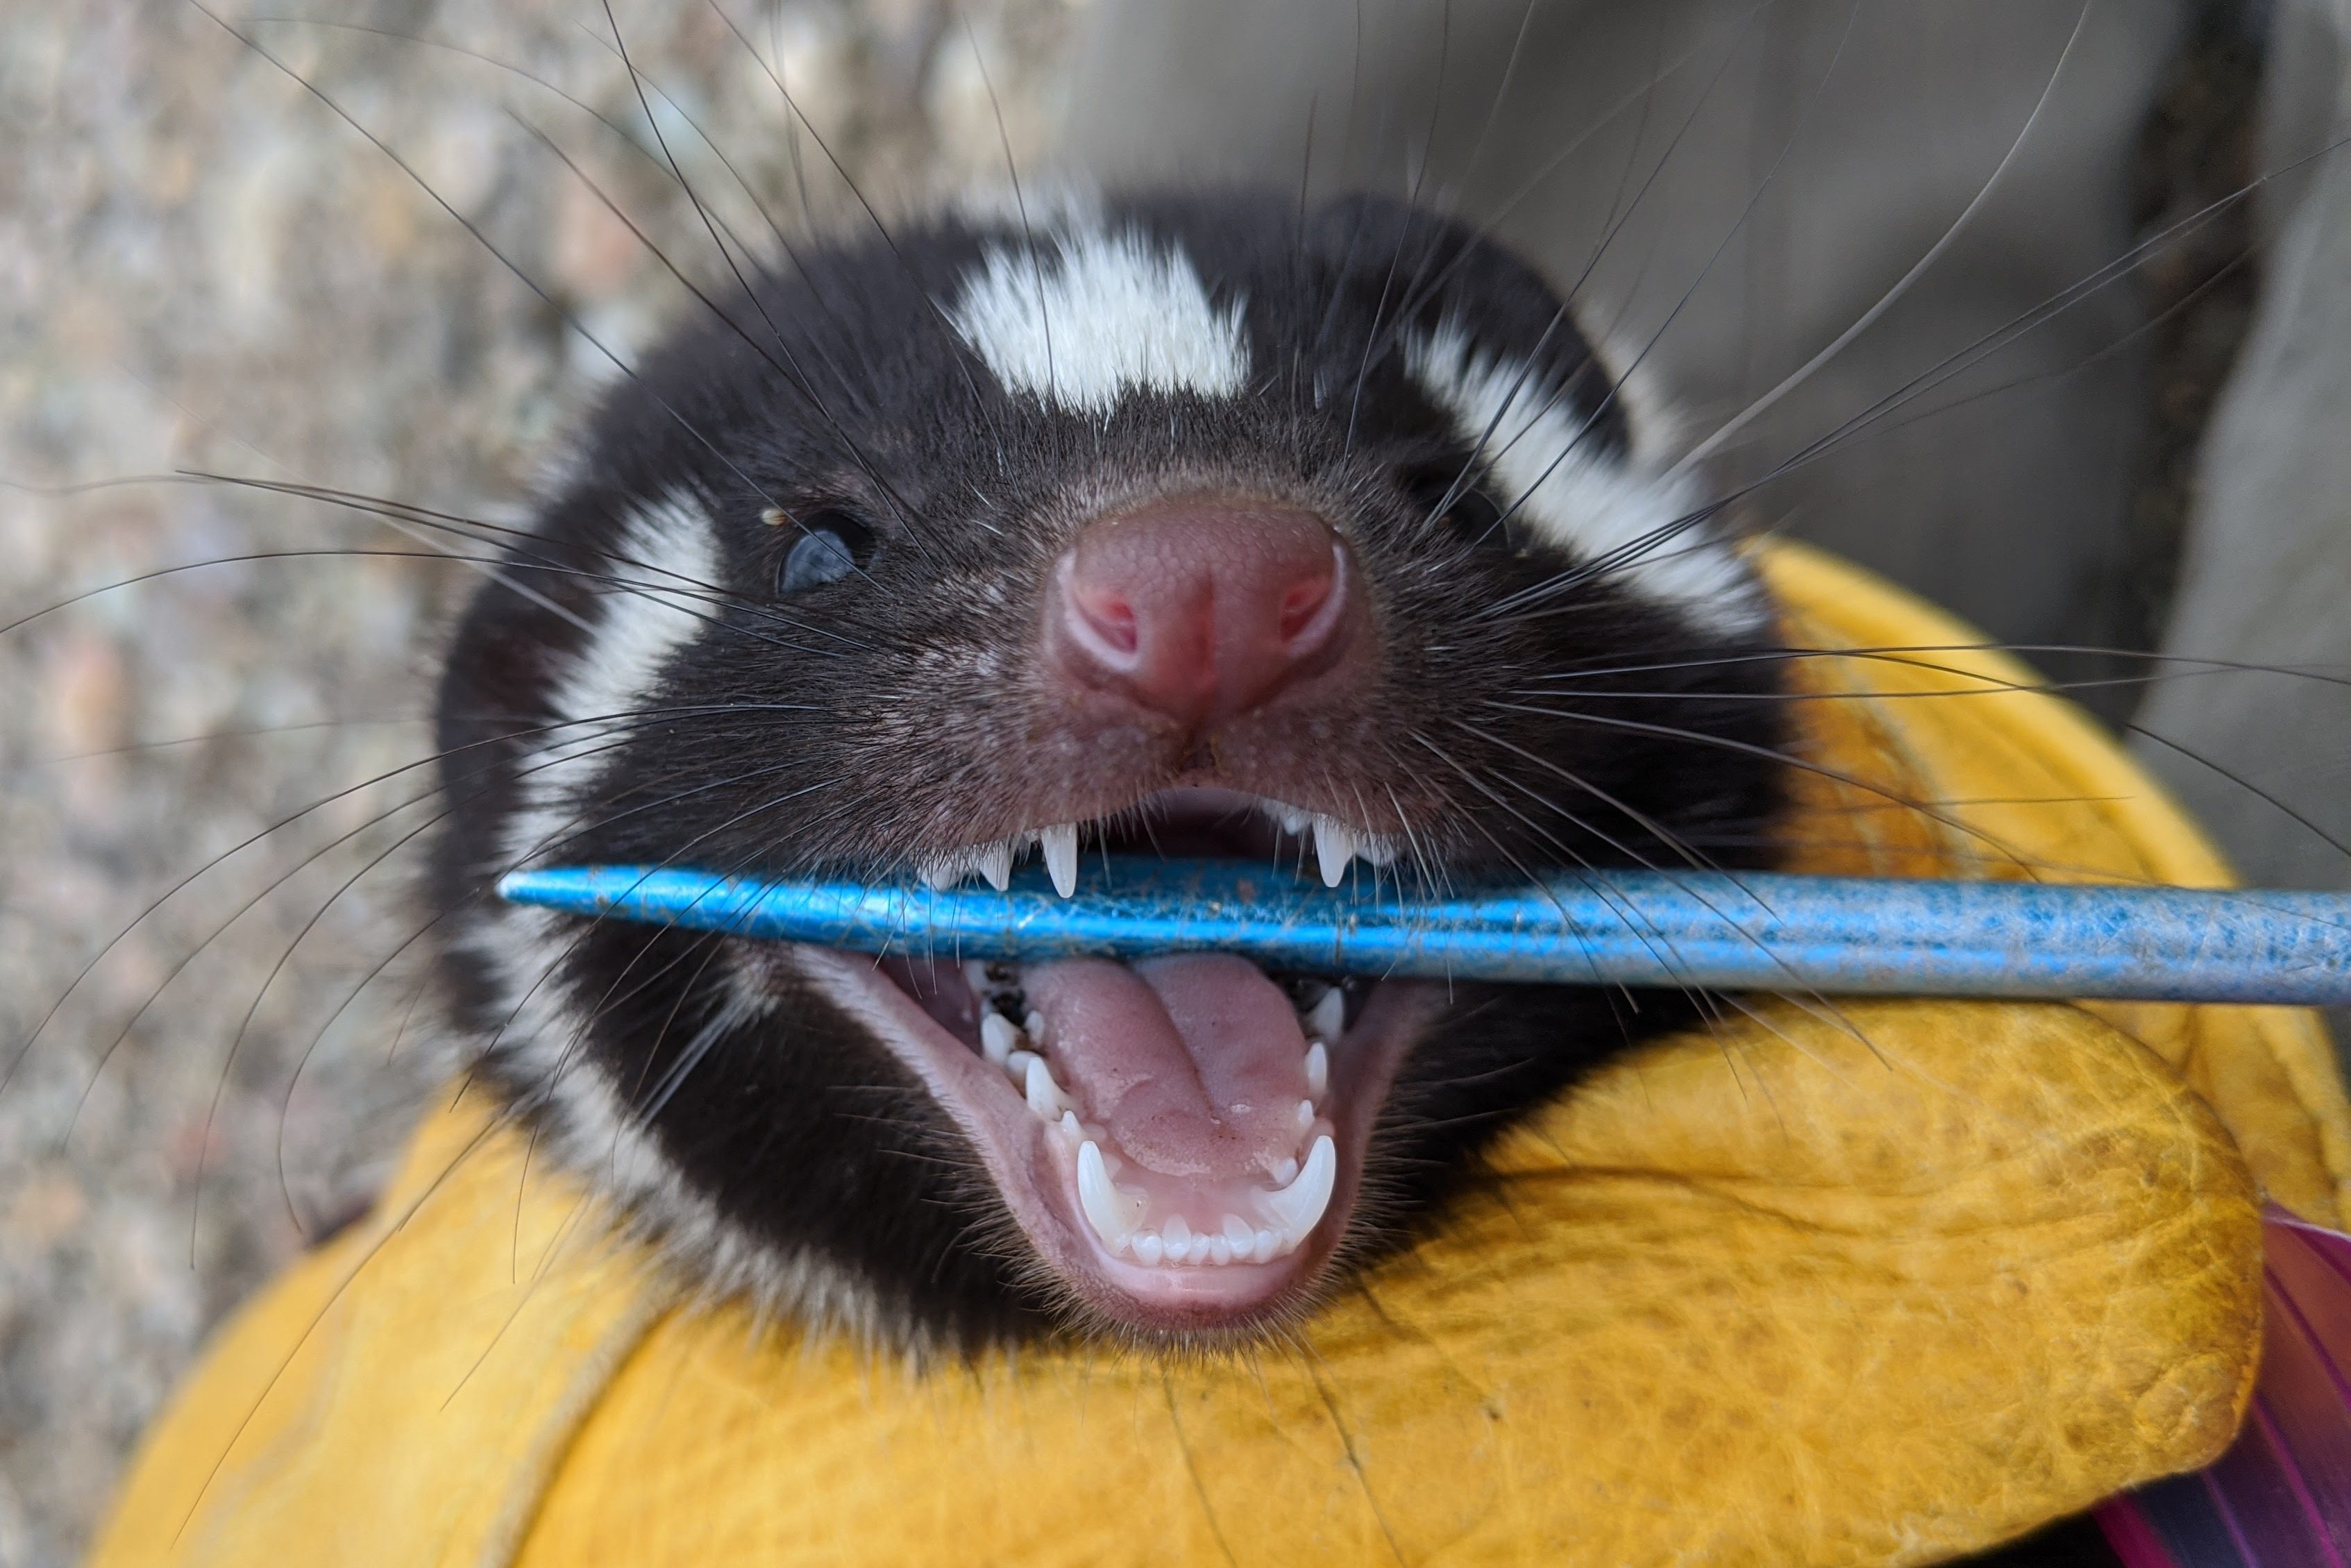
[768,509,874,596]
[1402,464,1512,550]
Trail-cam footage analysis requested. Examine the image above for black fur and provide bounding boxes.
[429,191,1788,1348]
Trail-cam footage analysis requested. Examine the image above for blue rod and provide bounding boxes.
[495,860,2351,1006]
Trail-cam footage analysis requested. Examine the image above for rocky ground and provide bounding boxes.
[0,3,1076,1560]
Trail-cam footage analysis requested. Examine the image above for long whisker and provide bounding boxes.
[175,0,802,539]
[1667,1,2094,478]
[1473,696,2085,879]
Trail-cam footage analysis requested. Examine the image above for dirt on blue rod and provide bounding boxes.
[496,859,2351,1007]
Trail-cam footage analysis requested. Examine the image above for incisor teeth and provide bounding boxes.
[979,1013,1020,1067]
[922,838,1022,891]
[1040,823,1079,898]
[1313,816,1356,886]
[1258,1133,1337,1238]
[1304,1040,1329,1098]
[1132,1232,1164,1265]
[1306,988,1345,1044]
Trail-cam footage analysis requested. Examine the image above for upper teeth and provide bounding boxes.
[919,834,1031,892]
[917,796,1399,897]
[1040,822,1079,897]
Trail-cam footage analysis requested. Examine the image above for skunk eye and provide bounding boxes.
[767,508,874,596]
[1401,465,1512,550]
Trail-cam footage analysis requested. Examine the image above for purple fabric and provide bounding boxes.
[2096,1211,2351,1566]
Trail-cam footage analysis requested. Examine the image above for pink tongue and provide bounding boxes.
[1021,954,1308,1181]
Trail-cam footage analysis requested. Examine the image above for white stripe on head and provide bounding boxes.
[948,226,1250,414]
[1408,323,1767,636]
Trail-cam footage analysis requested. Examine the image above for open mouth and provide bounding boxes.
[795,787,1437,1335]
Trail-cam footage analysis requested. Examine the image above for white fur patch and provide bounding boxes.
[947,226,1249,414]
[457,492,903,1339]
[503,496,721,870]
[1407,323,1767,635]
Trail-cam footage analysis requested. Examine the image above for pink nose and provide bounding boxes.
[1046,497,1353,726]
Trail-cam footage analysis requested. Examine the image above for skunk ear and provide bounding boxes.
[2094,1208,2351,1563]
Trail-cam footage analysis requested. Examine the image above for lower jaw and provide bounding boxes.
[793,943,1441,1337]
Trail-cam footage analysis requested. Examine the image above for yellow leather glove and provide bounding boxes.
[88,542,2351,1568]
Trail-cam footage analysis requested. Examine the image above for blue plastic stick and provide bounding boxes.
[495,859,2351,1006]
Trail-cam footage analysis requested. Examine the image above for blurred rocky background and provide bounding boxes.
[5,1,2350,1565]
[0,3,1075,1560]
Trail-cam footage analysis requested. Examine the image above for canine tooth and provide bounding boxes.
[1259,1134,1337,1238]
[980,1013,1020,1067]
[1313,816,1356,886]
[1272,1156,1298,1186]
[977,839,1015,892]
[1040,823,1079,898]
[1025,1056,1070,1117]
[1304,1041,1329,1099]
[1208,1236,1233,1265]
[1252,1228,1280,1263]
[1295,1099,1316,1134]
[1005,1047,1040,1086]
[1306,990,1344,1044]
[1077,1140,1144,1248]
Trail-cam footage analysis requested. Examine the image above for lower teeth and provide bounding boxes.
[975,961,1341,1267]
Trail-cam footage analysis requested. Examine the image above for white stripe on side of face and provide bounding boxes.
[947,225,1250,414]
[502,494,723,873]
[1408,321,1767,637]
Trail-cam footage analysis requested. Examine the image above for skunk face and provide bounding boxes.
[432,189,1787,1349]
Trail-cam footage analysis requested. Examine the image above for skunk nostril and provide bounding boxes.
[1046,496,1358,725]
[1277,577,1333,642]
[1070,589,1141,657]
